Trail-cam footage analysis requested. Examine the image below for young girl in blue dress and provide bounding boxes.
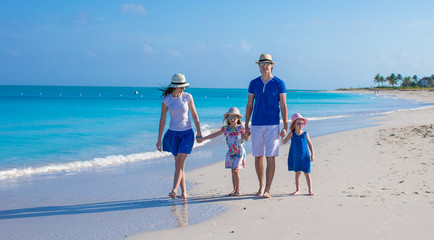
[197,107,249,196]
[281,113,315,195]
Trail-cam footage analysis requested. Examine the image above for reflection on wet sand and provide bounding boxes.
[171,200,188,227]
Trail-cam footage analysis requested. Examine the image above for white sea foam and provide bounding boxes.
[0,129,218,181]
[0,151,170,180]
[307,115,354,121]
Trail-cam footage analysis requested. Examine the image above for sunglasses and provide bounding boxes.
[227,116,239,120]
[296,121,305,125]
[258,62,271,66]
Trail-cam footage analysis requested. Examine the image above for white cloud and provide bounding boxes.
[86,51,96,57]
[163,49,180,56]
[241,40,251,52]
[121,4,147,15]
[405,20,434,29]
[7,50,20,57]
[282,22,296,29]
[196,42,208,51]
[312,18,327,26]
[143,43,152,54]
[61,12,98,24]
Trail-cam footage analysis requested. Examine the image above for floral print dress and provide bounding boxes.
[222,125,246,169]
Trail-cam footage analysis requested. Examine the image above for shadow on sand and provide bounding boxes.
[0,194,261,220]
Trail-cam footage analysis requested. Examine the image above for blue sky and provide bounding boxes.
[1,0,433,89]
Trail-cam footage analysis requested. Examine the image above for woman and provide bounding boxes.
[156,73,202,199]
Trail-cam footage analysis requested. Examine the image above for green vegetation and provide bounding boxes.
[373,73,433,89]
[338,74,434,91]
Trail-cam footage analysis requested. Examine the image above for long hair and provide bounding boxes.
[158,87,175,98]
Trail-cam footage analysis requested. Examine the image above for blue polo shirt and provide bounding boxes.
[248,76,286,126]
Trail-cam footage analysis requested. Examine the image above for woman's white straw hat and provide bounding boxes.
[256,53,274,64]
[223,107,243,119]
[168,73,190,88]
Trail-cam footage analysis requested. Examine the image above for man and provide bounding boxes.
[245,54,288,198]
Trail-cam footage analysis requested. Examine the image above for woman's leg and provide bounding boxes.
[170,153,188,198]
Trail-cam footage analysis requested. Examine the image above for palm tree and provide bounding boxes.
[388,73,397,87]
[412,75,418,86]
[374,74,381,87]
[380,75,385,87]
[396,74,402,87]
[401,76,412,87]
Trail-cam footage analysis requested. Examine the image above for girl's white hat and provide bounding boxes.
[223,107,243,119]
[168,73,190,88]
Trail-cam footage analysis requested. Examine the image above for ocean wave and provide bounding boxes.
[0,151,168,180]
[0,133,214,181]
[307,115,353,121]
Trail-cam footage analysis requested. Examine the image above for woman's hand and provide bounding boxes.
[156,140,162,152]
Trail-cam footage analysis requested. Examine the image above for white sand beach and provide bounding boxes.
[129,90,433,240]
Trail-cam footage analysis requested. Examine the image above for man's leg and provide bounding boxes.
[255,156,265,196]
[263,156,275,198]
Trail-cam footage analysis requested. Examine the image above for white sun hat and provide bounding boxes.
[168,73,190,88]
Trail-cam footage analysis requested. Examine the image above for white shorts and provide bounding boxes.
[251,125,280,157]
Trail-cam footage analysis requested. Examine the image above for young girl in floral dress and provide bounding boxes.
[197,107,249,196]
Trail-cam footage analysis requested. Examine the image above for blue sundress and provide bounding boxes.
[288,131,311,173]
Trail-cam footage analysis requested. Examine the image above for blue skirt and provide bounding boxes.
[162,129,194,156]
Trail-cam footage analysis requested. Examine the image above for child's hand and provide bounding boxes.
[280,128,287,138]
[196,136,203,143]
[242,133,250,142]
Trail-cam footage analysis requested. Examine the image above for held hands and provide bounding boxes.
[280,128,287,138]
[280,135,286,144]
[244,127,251,137]
[196,135,203,143]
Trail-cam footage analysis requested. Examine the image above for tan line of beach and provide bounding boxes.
[129,90,433,240]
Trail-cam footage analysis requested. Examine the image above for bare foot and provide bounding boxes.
[231,191,241,196]
[291,191,300,195]
[228,190,236,196]
[179,194,187,199]
[256,188,265,197]
[263,192,271,198]
[309,192,315,196]
[169,191,177,199]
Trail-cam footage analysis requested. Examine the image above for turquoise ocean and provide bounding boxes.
[0,85,431,239]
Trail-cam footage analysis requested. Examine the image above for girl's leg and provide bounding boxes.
[304,172,314,195]
[292,171,302,195]
[229,169,236,196]
[231,169,240,196]
[170,153,188,199]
